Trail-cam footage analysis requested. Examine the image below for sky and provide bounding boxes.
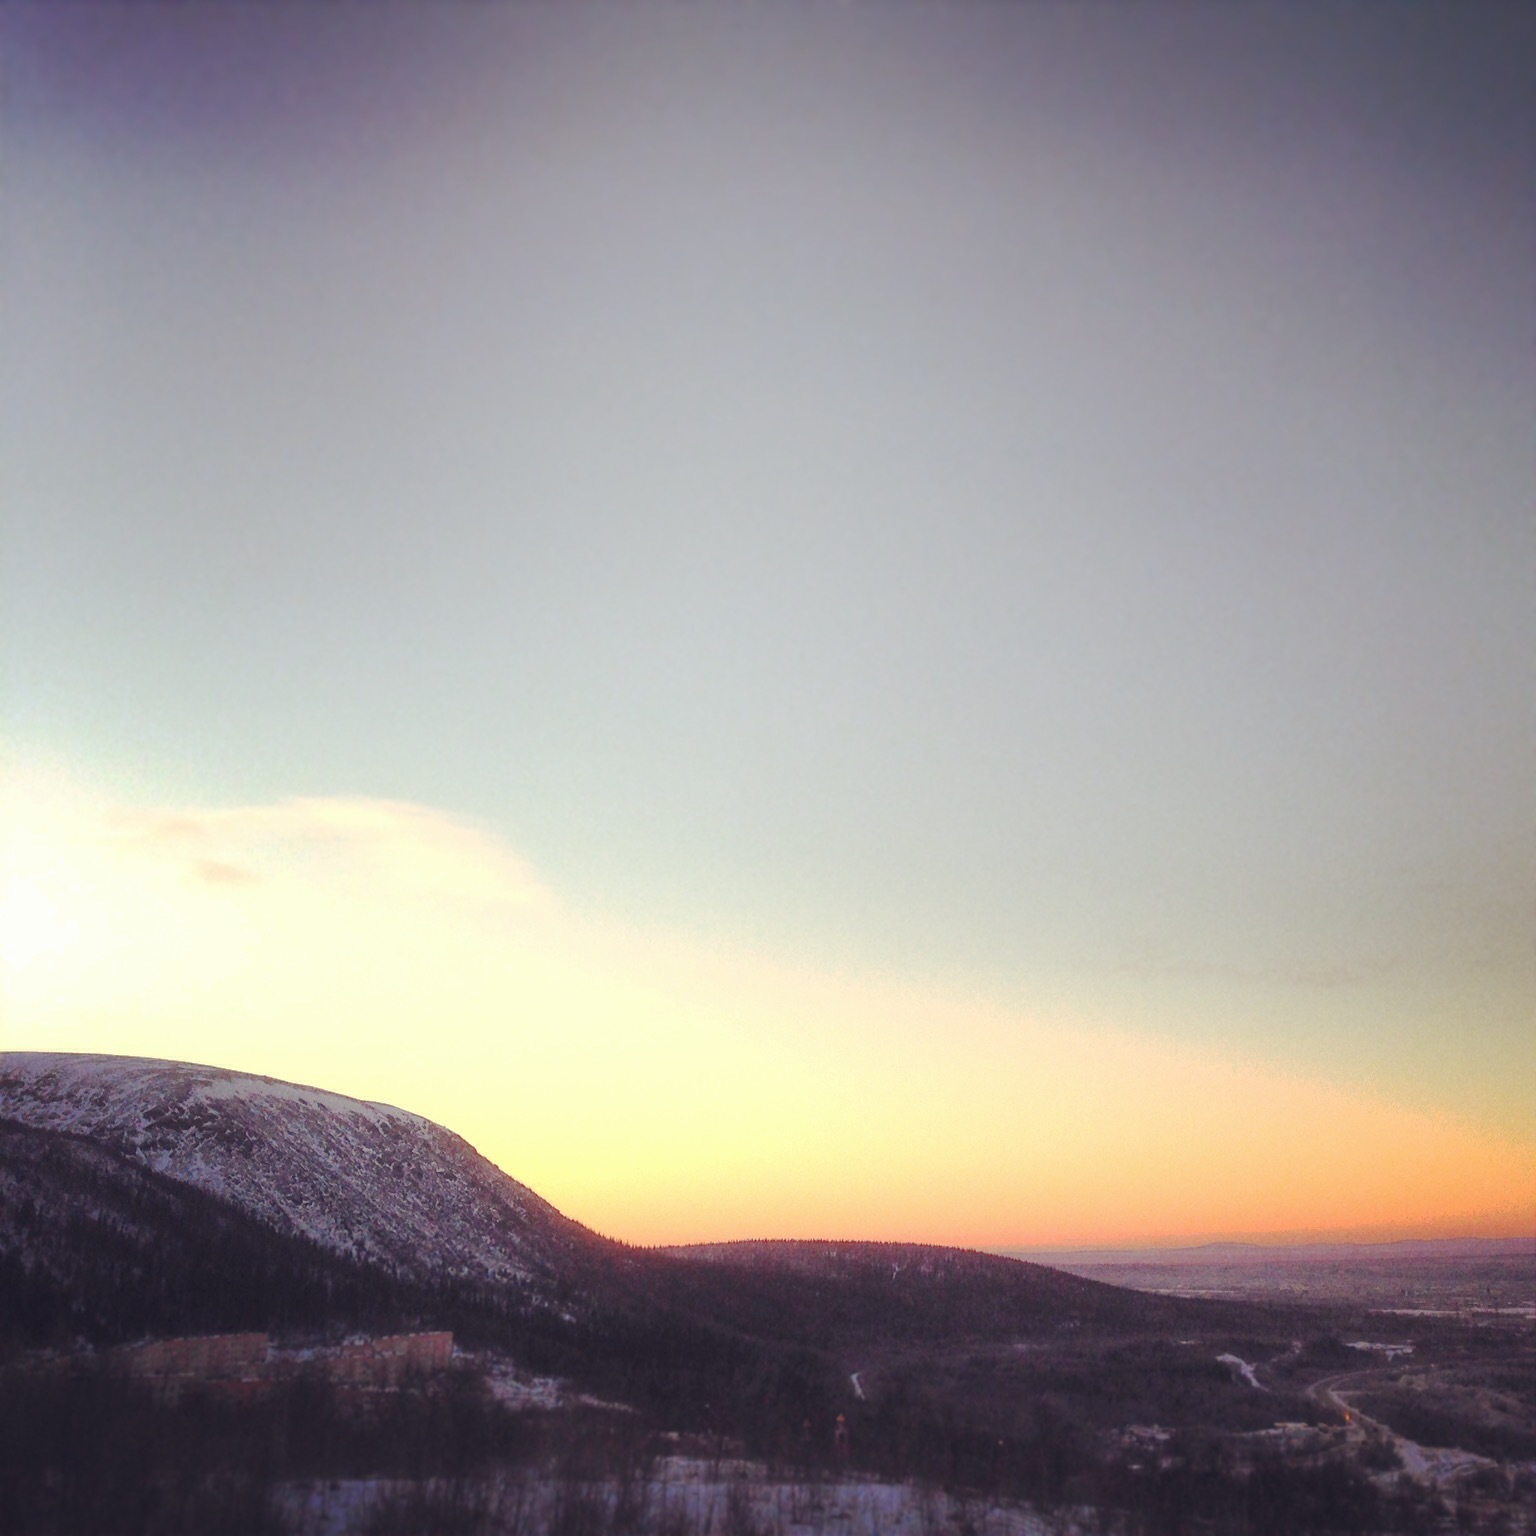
[2,2,1532,1248]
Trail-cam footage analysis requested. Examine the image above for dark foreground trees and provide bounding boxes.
[1,1358,1459,1536]
[0,1361,537,1535]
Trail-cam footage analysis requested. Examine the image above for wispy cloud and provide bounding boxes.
[1107,955,1387,991]
[196,860,260,887]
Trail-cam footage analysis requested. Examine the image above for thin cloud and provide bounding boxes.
[196,860,259,887]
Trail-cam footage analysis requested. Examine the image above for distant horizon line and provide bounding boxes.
[989,1234,1535,1261]
[635,1232,1536,1260]
[654,1233,1534,1257]
[6,1049,1530,1258]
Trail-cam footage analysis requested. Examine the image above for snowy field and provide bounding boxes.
[280,1458,1097,1535]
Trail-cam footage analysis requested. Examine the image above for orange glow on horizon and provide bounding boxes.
[3,768,1532,1250]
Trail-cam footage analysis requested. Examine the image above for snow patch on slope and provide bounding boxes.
[0,1053,598,1287]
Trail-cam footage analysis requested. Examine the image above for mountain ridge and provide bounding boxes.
[0,1052,604,1289]
[0,1052,1260,1362]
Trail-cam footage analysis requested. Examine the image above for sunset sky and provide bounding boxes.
[2,2,1532,1248]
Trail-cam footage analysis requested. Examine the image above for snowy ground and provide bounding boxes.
[1216,1353,1265,1390]
[1345,1341,1415,1360]
[280,1458,1100,1535]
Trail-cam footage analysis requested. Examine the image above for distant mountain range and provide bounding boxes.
[1002,1236,1535,1267]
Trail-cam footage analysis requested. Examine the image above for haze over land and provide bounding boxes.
[2,3,1532,1248]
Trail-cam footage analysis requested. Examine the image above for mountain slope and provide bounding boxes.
[0,1054,1235,1344]
[0,1051,1316,1461]
[0,1117,429,1349]
[0,1053,603,1289]
[656,1239,1221,1345]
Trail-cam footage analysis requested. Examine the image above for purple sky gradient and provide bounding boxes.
[3,3,1532,1143]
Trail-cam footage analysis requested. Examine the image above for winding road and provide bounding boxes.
[1307,1368,1493,1487]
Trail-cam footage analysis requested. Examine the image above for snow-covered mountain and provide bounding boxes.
[0,1053,604,1287]
[0,1117,438,1347]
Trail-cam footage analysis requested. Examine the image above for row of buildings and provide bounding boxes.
[107,1329,455,1399]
